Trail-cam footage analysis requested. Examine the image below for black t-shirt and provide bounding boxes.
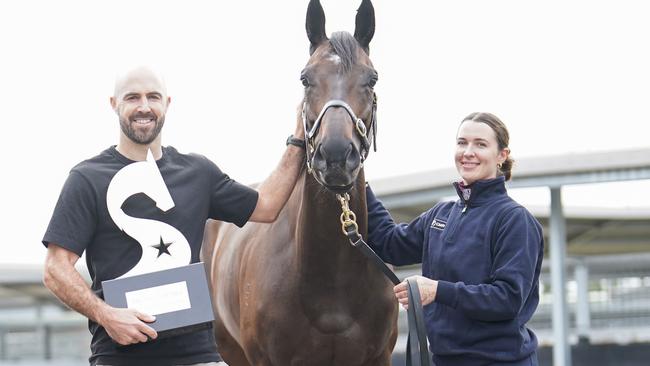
[42,146,258,366]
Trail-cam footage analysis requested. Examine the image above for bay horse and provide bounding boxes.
[202,1,398,364]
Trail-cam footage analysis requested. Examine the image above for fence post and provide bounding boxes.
[550,187,572,366]
[575,258,591,344]
[0,328,5,360]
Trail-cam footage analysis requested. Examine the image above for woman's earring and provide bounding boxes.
[497,162,503,169]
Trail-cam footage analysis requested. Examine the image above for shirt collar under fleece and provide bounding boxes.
[452,176,507,207]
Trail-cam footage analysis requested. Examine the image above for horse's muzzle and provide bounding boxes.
[312,141,361,192]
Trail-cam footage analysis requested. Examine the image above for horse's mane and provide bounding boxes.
[329,31,360,72]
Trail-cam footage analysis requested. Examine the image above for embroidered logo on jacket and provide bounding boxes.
[431,218,447,230]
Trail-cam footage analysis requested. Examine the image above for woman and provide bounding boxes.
[367,112,544,366]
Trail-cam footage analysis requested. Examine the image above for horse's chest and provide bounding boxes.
[256,307,389,365]
[284,321,375,366]
[298,294,361,331]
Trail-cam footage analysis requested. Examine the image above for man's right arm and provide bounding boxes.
[43,243,157,345]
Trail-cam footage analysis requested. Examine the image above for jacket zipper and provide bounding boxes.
[462,197,470,213]
[444,202,466,243]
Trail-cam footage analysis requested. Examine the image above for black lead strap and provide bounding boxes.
[406,278,432,366]
[344,225,432,366]
[345,227,400,285]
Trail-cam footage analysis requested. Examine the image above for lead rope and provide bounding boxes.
[336,193,432,366]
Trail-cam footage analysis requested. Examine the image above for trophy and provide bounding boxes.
[101,150,214,339]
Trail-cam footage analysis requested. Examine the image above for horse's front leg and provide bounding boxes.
[213,313,251,366]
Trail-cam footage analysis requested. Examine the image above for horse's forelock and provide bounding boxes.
[328,31,360,72]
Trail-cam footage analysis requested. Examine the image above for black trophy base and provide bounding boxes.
[156,320,213,340]
[115,320,214,348]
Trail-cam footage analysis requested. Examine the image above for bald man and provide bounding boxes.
[42,66,305,366]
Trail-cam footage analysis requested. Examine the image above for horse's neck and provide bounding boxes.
[295,171,368,279]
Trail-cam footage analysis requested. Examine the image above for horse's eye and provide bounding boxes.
[301,76,310,87]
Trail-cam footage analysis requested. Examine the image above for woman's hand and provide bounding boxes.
[393,275,438,310]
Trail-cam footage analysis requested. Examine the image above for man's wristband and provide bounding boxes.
[286,135,306,149]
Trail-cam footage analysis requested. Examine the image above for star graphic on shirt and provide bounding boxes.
[152,236,173,258]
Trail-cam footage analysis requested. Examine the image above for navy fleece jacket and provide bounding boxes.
[367,177,544,364]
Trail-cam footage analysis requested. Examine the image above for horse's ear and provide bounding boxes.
[306,0,328,55]
[354,0,375,54]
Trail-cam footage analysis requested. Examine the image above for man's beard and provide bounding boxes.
[119,113,165,145]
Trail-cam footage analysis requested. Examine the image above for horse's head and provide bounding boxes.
[302,0,377,194]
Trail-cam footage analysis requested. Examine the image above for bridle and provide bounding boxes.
[302,93,377,174]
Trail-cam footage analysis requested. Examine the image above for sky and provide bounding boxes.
[1,0,649,264]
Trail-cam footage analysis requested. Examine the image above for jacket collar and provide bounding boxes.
[453,176,507,207]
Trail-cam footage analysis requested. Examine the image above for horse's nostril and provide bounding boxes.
[313,145,327,170]
[345,144,360,170]
[344,143,352,159]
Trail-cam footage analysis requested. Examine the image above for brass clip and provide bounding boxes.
[337,193,359,237]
